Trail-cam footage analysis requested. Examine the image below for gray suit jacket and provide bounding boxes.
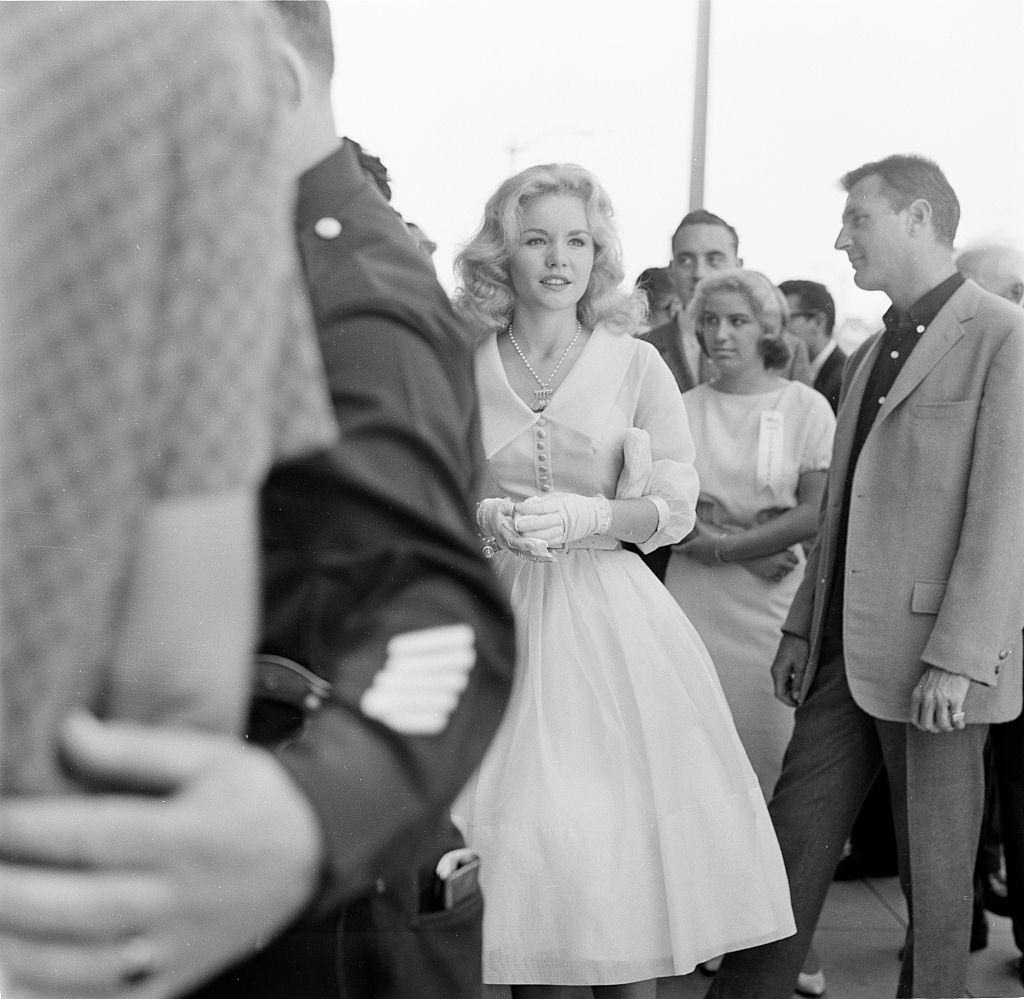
[784,280,1024,723]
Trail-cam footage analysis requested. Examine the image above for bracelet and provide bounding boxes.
[713,532,728,563]
[594,495,613,536]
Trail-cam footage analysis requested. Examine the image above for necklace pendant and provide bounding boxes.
[533,388,552,411]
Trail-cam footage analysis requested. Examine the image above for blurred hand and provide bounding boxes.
[771,633,810,707]
[0,713,323,999]
[736,549,799,582]
[910,665,971,733]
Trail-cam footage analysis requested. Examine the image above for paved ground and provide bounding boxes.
[485,875,1024,998]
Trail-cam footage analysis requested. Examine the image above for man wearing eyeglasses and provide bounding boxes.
[780,280,846,414]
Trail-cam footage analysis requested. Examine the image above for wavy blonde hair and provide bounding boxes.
[454,163,644,338]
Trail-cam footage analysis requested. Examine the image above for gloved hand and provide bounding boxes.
[476,497,554,561]
[514,492,612,547]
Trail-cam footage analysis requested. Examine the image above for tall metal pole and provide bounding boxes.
[689,0,712,210]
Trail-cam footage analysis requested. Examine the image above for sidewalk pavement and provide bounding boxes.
[486,875,1024,998]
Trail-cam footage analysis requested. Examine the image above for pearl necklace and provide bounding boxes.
[506,320,583,411]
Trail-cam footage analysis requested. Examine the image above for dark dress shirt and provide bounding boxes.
[823,272,965,640]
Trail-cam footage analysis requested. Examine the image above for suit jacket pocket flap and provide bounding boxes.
[911,579,947,614]
[911,400,975,419]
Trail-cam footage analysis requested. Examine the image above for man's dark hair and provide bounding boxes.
[778,279,836,336]
[272,1,334,79]
[671,209,740,256]
[840,154,960,248]
[348,140,392,202]
[634,266,674,296]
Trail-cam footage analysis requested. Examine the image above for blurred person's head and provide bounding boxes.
[835,154,959,304]
[778,279,836,360]
[669,209,741,308]
[688,268,790,371]
[634,266,678,328]
[269,1,338,175]
[956,243,1024,304]
[454,162,644,337]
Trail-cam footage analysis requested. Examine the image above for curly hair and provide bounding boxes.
[454,163,644,338]
[687,268,791,370]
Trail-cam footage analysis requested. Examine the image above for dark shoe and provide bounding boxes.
[833,850,899,881]
[971,910,989,953]
[983,869,1012,917]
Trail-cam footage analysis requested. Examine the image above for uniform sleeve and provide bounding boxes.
[797,390,836,475]
[630,346,701,552]
[260,310,515,914]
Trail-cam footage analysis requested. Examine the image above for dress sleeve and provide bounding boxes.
[797,390,837,475]
[631,345,700,552]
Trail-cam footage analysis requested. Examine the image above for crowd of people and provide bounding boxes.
[2,4,1023,999]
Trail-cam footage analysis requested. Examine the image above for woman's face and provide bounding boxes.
[699,289,765,374]
[508,194,594,318]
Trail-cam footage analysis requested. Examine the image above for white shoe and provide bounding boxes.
[796,968,826,996]
[698,955,723,975]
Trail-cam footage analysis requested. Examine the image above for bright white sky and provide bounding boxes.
[329,0,1023,340]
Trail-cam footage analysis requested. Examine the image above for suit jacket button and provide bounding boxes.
[314,217,343,239]
[998,649,1010,660]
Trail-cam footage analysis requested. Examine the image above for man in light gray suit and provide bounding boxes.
[708,154,1024,999]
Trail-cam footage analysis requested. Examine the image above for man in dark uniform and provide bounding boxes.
[193,4,515,996]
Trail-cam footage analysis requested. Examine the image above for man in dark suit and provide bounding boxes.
[779,280,846,413]
[708,154,1024,999]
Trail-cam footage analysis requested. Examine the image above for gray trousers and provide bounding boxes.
[708,641,987,999]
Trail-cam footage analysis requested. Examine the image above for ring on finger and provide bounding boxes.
[121,935,158,988]
[951,710,966,724]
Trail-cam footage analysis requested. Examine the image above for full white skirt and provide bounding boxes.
[456,547,795,986]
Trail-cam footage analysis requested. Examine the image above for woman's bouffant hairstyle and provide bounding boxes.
[453,163,645,337]
[687,268,792,370]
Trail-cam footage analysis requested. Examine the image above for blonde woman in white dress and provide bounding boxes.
[453,164,795,999]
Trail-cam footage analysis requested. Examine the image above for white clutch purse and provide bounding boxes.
[615,428,653,500]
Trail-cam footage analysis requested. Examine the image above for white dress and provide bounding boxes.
[665,381,835,797]
[457,325,795,986]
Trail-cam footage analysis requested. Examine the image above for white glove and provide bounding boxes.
[514,492,612,546]
[476,497,554,561]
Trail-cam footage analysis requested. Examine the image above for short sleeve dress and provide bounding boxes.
[0,3,337,792]
[456,325,795,986]
[665,380,835,796]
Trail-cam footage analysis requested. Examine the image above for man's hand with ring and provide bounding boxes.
[0,713,324,998]
[910,664,971,732]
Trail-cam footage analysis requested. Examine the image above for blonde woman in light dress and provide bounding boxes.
[453,164,795,999]
[665,268,835,996]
